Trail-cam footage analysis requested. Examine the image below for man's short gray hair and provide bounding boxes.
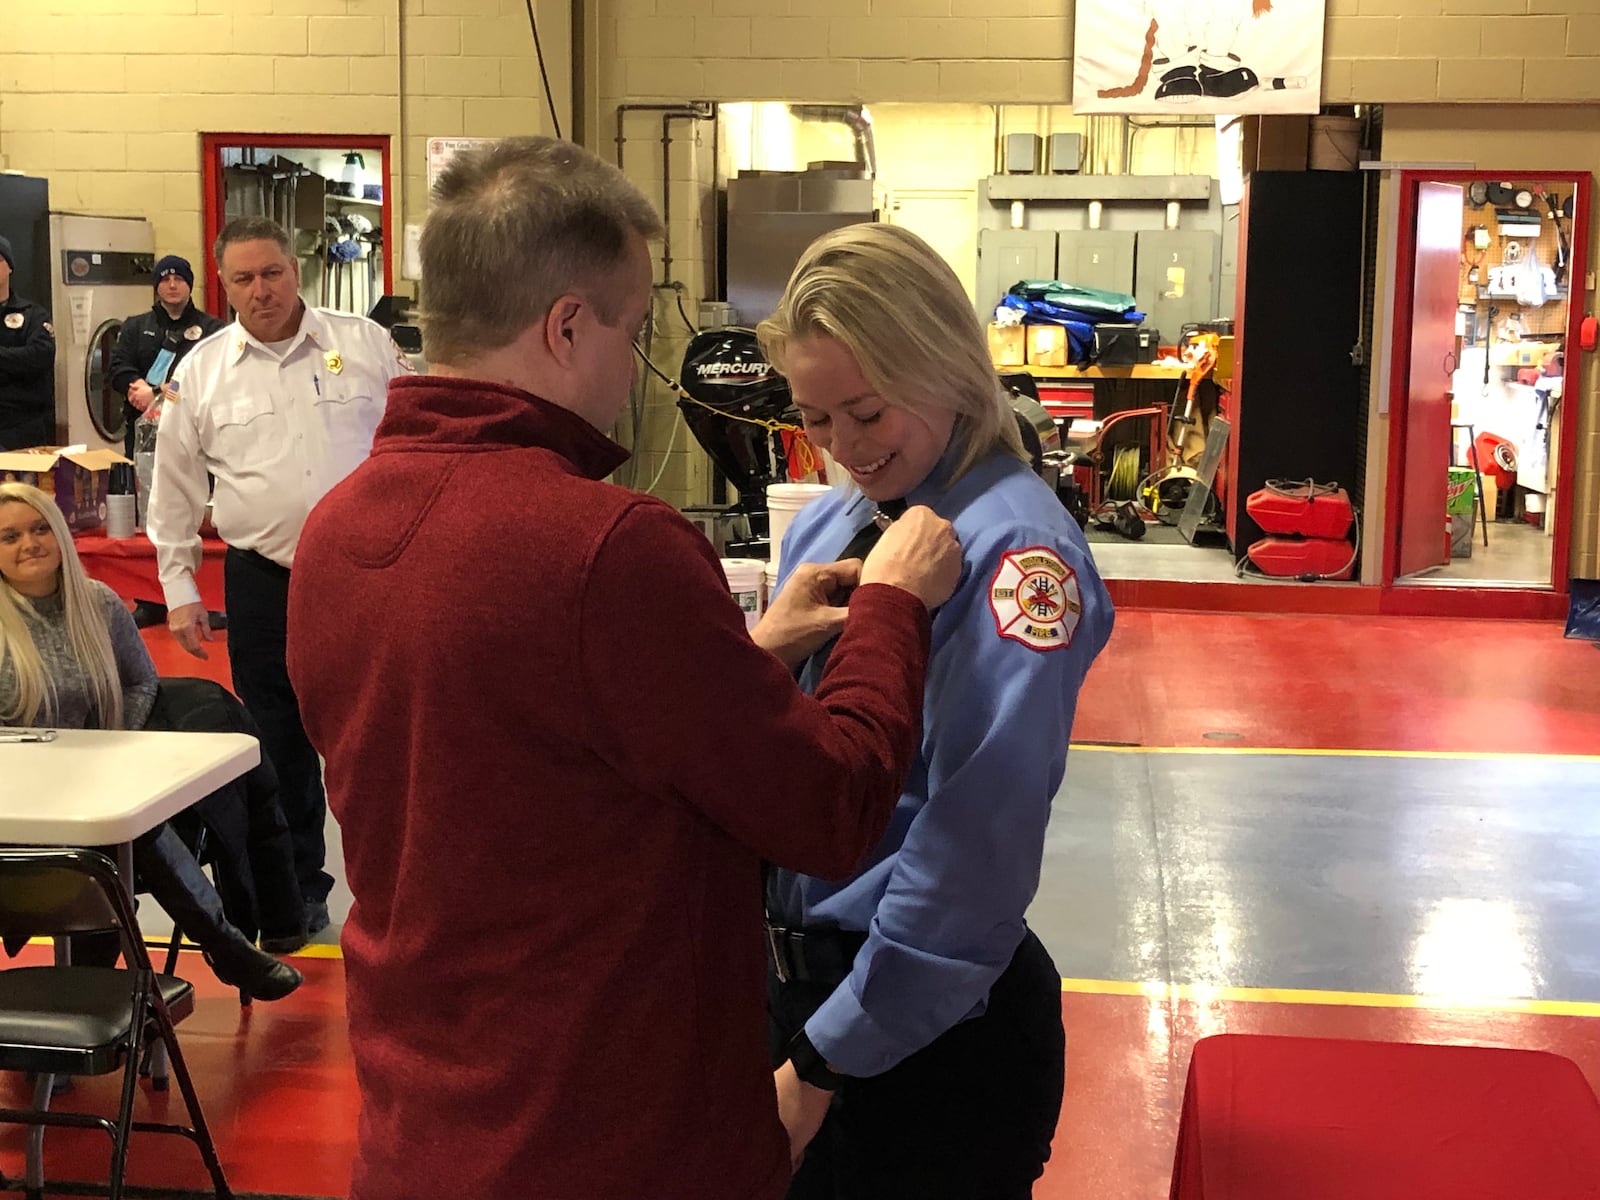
[213,215,292,269]
[419,136,663,366]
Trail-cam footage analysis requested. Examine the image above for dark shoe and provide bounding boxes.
[206,949,303,1001]
[260,927,310,955]
[1155,66,1202,101]
[1198,64,1260,98]
[131,599,168,628]
[134,825,301,1001]
[305,898,331,937]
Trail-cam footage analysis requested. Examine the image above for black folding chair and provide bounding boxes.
[0,847,232,1199]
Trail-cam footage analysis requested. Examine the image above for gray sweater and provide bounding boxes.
[0,580,158,731]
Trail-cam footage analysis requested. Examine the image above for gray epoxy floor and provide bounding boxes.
[144,747,1600,1009]
[1028,748,1600,1002]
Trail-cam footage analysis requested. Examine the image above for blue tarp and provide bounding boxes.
[1563,578,1600,641]
[1000,280,1146,366]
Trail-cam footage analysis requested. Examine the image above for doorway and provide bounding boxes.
[1386,170,1591,597]
[200,133,393,323]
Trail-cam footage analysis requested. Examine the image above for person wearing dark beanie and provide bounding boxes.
[109,254,224,454]
[0,233,57,451]
[105,253,225,625]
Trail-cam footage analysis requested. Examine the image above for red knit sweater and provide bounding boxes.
[286,376,930,1200]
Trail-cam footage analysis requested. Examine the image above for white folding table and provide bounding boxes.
[0,728,259,852]
[0,727,259,1191]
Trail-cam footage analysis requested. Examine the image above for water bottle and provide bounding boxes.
[132,380,168,530]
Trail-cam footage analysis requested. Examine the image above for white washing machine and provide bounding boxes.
[48,214,156,452]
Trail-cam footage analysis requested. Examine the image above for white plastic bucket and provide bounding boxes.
[1309,116,1361,171]
[764,562,780,608]
[766,482,832,569]
[720,558,766,632]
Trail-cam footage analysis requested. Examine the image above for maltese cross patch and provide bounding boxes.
[987,546,1080,651]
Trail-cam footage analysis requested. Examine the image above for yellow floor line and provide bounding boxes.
[1061,976,1600,1017]
[1069,743,1600,764]
[291,942,343,959]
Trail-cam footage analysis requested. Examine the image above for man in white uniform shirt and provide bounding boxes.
[148,216,412,940]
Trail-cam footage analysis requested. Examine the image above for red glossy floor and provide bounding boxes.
[5,611,1599,1198]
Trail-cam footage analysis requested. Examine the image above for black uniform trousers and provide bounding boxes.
[224,547,332,906]
[767,927,1065,1200]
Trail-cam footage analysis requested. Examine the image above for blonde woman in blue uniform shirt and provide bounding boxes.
[759,223,1114,1199]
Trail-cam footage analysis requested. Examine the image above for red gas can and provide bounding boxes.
[1246,483,1353,539]
[1246,536,1355,581]
[1474,432,1517,489]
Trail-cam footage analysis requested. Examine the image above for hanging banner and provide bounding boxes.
[1072,0,1326,115]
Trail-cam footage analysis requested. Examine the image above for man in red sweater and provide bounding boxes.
[286,137,961,1200]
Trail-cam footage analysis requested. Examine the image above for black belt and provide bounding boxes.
[225,546,290,576]
[765,922,867,985]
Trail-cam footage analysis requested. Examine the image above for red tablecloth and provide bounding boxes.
[74,533,228,612]
[1171,1034,1600,1200]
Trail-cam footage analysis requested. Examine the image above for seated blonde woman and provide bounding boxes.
[0,482,301,999]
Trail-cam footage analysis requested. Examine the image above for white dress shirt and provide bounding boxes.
[148,305,411,609]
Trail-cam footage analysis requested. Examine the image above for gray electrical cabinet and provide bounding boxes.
[1056,230,1136,296]
[1134,230,1220,337]
[975,229,1056,320]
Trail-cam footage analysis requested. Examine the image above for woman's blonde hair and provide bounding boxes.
[0,483,123,729]
[756,223,1027,486]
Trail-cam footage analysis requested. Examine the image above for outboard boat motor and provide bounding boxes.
[676,327,801,553]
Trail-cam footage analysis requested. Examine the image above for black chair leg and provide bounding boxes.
[24,1071,50,1197]
[109,975,155,1200]
[151,995,234,1199]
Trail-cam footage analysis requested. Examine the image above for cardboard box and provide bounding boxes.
[1242,115,1309,173]
[1026,324,1069,368]
[1214,335,1235,381]
[0,446,133,532]
[988,322,1027,367]
[1447,466,1476,559]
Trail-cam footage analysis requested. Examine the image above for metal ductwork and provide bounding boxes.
[787,104,876,179]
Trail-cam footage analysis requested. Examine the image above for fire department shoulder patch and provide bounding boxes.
[988,546,1080,651]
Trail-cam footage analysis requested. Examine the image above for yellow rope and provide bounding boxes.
[636,343,803,434]
[675,389,802,433]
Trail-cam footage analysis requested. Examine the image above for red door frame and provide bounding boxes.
[1383,168,1592,598]
[200,132,394,319]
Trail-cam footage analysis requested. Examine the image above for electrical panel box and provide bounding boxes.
[1047,133,1082,174]
[1004,133,1043,174]
[976,229,1057,322]
[1134,230,1220,338]
[1056,230,1136,296]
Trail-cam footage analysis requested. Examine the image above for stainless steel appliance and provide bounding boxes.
[48,214,156,452]
[725,165,875,328]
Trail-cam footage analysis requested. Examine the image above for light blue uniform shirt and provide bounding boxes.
[770,450,1114,1078]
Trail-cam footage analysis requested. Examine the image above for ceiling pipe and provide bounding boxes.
[786,104,876,178]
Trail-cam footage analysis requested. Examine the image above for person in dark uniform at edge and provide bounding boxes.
[108,255,225,628]
[0,235,57,452]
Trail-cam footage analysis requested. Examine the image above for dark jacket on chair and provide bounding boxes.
[143,678,304,942]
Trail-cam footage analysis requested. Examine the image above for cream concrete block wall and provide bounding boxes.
[0,0,563,310]
[611,108,715,507]
[1380,105,1600,580]
[601,0,1600,110]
